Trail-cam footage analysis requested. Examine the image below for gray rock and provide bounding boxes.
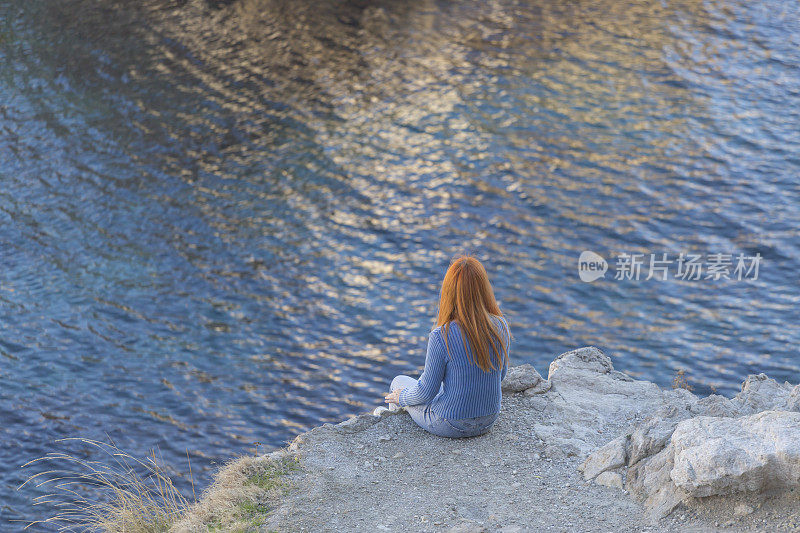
[580,434,628,480]
[373,406,400,417]
[524,379,552,395]
[595,470,624,489]
[548,346,614,378]
[622,394,742,468]
[733,373,796,413]
[545,346,665,427]
[587,386,800,519]
[694,394,742,418]
[625,442,688,518]
[628,415,686,466]
[525,395,549,412]
[660,387,700,411]
[502,364,546,393]
[670,410,800,497]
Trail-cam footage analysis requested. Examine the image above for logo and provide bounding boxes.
[576,251,761,282]
[578,251,608,282]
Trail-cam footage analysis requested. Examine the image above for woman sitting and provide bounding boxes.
[384,255,511,438]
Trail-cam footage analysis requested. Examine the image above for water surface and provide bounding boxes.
[1,0,799,526]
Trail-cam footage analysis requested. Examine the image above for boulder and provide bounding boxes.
[624,395,744,468]
[693,394,742,418]
[595,471,624,489]
[579,434,628,480]
[524,379,551,395]
[628,414,687,466]
[548,346,614,377]
[625,442,688,518]
[733,374,796,413]
[670,410,800,497]
[791,385,800,411]
[545,347,666,426]
[502,364,546,393]
[588,401,800,518]
[661,387,700,408]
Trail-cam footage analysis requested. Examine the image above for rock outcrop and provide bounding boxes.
[501,363,550,394]
[671,411,800,496]
[578,356,800,519]
[179,346,800,532]
[579,434,628,480]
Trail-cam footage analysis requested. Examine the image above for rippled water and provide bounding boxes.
[1,0,799,526]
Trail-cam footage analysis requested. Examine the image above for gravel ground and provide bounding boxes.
[256,390,799,533]
[229,350,800,533]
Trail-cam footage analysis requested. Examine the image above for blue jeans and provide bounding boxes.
[389,375,498,438]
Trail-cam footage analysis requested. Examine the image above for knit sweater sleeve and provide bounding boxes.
[398,330,447,407]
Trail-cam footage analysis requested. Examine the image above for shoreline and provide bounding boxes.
[171,347,800,532]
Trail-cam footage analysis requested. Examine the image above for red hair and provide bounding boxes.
[436,255,509,372]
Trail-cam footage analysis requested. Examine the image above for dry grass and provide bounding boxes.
[671,368,694,392]
[170,452,299,533]
[19,438,192,532]
[19,438,299,533]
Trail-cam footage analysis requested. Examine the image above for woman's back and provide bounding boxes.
[400,314,510,420]
[436,315,509,418]
[388,254,511,438]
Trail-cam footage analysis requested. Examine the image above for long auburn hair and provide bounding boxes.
[436,255,509,372]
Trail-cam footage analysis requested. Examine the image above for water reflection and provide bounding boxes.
[1,0,798,527]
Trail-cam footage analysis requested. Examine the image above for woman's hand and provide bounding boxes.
[384,388,403,405]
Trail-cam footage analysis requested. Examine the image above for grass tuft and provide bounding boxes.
[19,438,299,533]
[18,437,193,532]
[671,368,694,392]
[170,453,300,532]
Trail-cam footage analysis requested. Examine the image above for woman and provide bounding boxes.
[384,255,511,438]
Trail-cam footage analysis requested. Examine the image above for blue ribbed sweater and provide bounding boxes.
[398,314,510,419]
